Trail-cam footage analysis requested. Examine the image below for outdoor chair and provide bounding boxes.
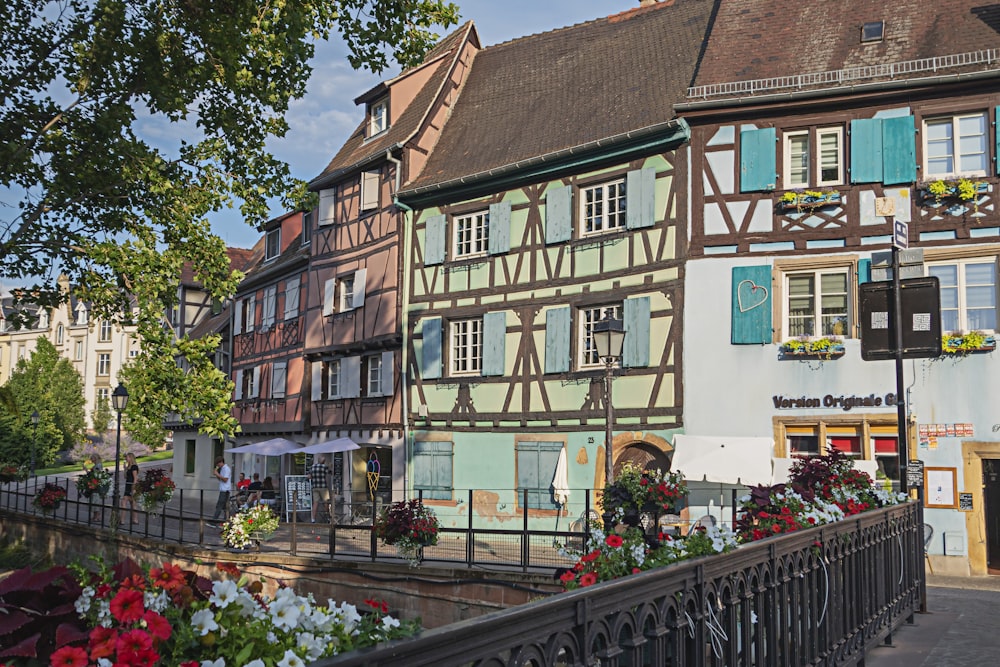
[687,514,717,536]
[924,524,934,573]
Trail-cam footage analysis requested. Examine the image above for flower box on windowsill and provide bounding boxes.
[940,332,996,355]
[777,191,843,213]
[780,338,846,360]
[918,179,989,207]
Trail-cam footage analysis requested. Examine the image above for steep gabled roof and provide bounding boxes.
[308,23,477,189]
[403,0,716,193]
[688,0,1000,102]
[178,246,259,288]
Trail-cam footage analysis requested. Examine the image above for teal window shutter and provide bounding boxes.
[622,296,650,368]
[626,167,656,229]
[545,185,572,244]
[850,119,883,183]
[544,306,571,373]
[424,215,446,265]
[739,128,777,192]
[516,441,562,509]
[421,317,442,379]
[731,266,772,344]
[995,107,1000,175]
[858,258,871,285]
[881,116,916,185]
[413,441,453,500]
[488,202,511,254]
[481,311,506,376]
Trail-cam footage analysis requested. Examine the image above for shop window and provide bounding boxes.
[926,256,997,334]
[776,418,902,490]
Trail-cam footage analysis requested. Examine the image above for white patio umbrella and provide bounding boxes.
[225,437,303,456]
[295,437,360,456]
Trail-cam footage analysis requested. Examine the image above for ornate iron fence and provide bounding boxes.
[314,501,922,667]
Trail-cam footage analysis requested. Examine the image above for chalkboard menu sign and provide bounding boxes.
[959,492,974,511]
[906,460,925,488]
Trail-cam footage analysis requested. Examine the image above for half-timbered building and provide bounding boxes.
[305,24,480,506]
[398,1,716,527]
[678,0,1000,576]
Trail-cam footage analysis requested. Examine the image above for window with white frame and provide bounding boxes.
[56,324,64,345]
[450,318,483,375]
[927,257,997,334]
[784,269,850,338]
[327,359,341,398]
[580,179,626,236]
[783,126,843,188]
[453,211,489,258]
[301,209,313,245]
[75,340,83,360]
[339,276,355,311]
[265,228,281,261]
[96,387,110,403]
[578,304,622,368]
[369,99,387,136]
[99,320,113,342]
[364,354,382,396]
[97,353,111,376]
[924,112,988,178]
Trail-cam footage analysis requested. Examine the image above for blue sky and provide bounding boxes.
[210,0,639,249]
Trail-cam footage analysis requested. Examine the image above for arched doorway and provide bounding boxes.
[614,441,672,477]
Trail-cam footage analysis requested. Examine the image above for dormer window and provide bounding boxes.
[861,21,884,43]
[265,228,281,261]
[369,99,388,137]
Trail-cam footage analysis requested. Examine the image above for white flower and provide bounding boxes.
[200,658,225,667]
[244,661,265,667]
[190,608,219,636]
[270,597,302,631]
[210,579,239,608]
[381,615,401,631]
[144,588,171,614]
[295,631,326,661]
[97,659,112,667]
[276,649,306,667]
[233,590,258,617]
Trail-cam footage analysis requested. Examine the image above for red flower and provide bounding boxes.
[109,589,145,624]
[772,524,782,533]
[632,567,642,574]
[143,610,172,641]
[579,572,598,587]
[50,645,88,667]
[560,570,576,583]
[116,629,155,662]
[89,627,118,659]
[581,550,600,563]
[605,534,624,548]
[216,562,241,578]
[150,563,186,592]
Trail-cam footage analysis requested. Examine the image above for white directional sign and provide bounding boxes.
[893,219,909,249]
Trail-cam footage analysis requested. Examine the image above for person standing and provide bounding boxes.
[89,453,104,522]
[309,454,331,523]
[211,456,231,525]
[121,452,140,525]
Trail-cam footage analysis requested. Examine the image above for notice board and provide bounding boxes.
[283,475,312,522]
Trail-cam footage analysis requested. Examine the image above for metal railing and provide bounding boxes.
[314,501,923,667]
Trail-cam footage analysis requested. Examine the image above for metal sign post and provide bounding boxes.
[891,237,909,494]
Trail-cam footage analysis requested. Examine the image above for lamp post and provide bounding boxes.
[30,410,39,477]
[110,384,129,530]
[593,308,626,529]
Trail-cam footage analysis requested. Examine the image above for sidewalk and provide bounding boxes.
[863,575,1000,667]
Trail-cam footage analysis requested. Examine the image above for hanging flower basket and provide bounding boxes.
[375,500,440,566]
[940,332,996,355]
[0,463,28,484]
[780,337,845,360]
[778,190,843,213]
[134,467,175,514]
[76,467,112,499]
[221,504,280,550]
[33,482,67,514]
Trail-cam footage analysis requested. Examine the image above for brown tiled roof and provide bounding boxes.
[691,0,1000,93]
[308,23,475,188]
[405,0,716,191]
[179,245,259,287]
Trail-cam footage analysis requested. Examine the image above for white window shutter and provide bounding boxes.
[245,296,256,333]
[323,278,336,316]
[262,287,276,328]
[235,370,244,400]
[319,188,336,226]
[251,367,260,398]
[233,300,244,336]
[353,268,367,308]
[361,171,379,211]
[380,350,394,396]
[343,356,361,398]
[271,361,287,398]
[284,278,300,320]
[311,362,322,401]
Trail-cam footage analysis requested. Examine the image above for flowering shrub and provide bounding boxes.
[221,504,280,550]
[45,558,420,666]
[134,468,175,513]
[602,463,688,526]
[0,462,28,483]
[33,482,68,512]
[559,523,737,591]
[76,467,112,499]
[736,450,907,543]
[374,499,440,551]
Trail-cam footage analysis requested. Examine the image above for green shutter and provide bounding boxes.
[488,201,511,254]
[545,185,572,244]
[626,167,656,229]
[544,307,571,373]
[481,311,506,377]
[421,317,442,380]
[731,266,772,344]
[414,441,452,500]
[881,116,916,185]
[858,258,871,285]
[424,214,446,266]
[850,119,883,183]
[622,296,650,368]
[517,441,561,509]
[739,127,777,192]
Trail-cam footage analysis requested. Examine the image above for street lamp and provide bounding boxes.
[30,410,39,477]
[110,384,129,529]
[593,308,626,491]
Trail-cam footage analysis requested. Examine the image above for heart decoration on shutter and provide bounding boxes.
[737,280,769,313]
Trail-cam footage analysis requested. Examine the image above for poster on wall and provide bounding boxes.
[924,467,958,509]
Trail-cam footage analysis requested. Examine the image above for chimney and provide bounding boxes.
[639,0,659,6]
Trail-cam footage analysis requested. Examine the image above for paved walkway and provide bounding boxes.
[864,575,1000,667]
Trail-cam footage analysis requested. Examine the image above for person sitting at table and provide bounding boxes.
[258,476,277,508]
[244,473,263,507]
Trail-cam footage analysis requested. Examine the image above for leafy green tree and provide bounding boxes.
[0,339,87,466]
[91,394,112,435]
[0,0,458,438]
